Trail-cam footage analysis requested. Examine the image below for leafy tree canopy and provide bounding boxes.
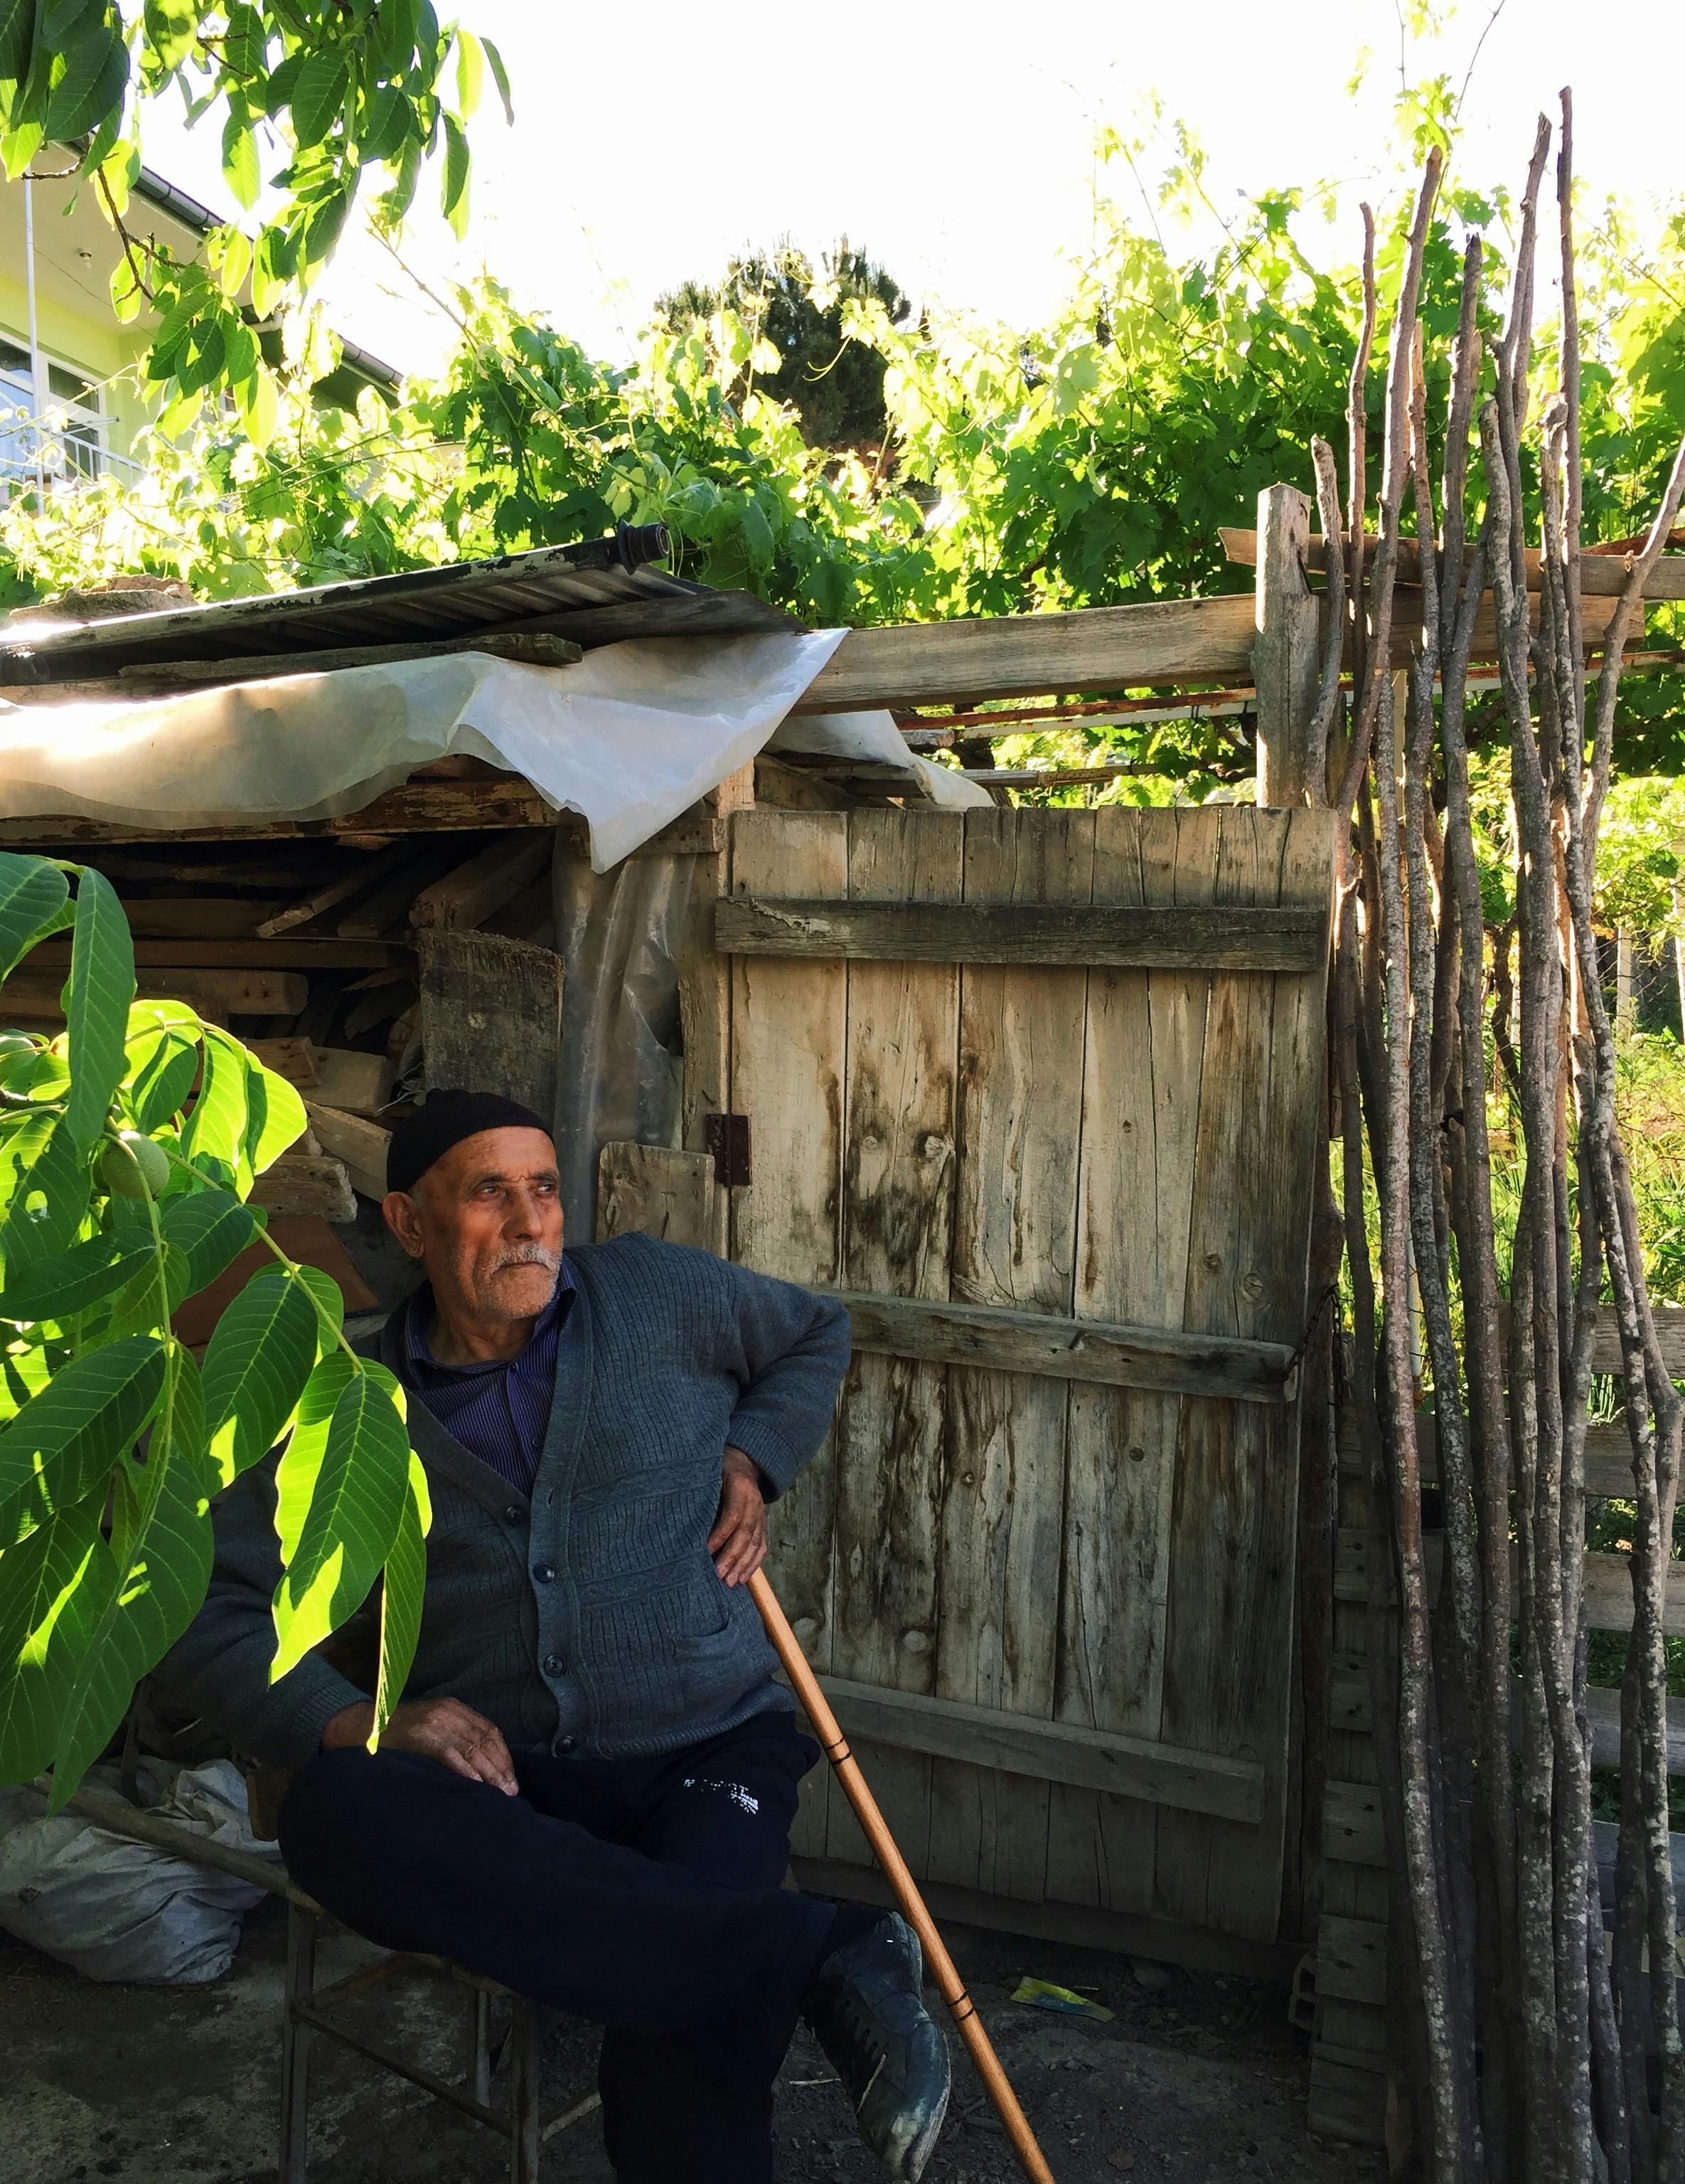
[657,240,911,454]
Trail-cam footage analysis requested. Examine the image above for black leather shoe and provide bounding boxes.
[803,1912,951,2180]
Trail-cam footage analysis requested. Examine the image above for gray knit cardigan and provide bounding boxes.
[159,1234,852,1772]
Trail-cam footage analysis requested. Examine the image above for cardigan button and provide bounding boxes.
[503,1504,523,1525]
[552,1735,577,1757]
[532,1562,555,1585]
[543,1653,565,1677]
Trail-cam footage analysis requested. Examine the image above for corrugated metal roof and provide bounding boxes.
[0,526,802,682]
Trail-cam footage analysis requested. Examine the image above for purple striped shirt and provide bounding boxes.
[399,1267,575,1498]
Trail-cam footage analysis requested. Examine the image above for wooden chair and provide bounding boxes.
[60,1779,599,2184]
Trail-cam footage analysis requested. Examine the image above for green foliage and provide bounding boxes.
[0,853,427,1799]
[0,1,509,438]
[658,240,911,453]
[2,121,1684,793]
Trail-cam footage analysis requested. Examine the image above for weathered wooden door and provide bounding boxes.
[717,802,1334,1947]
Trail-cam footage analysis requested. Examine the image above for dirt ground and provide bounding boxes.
[0,1892,1384,2184]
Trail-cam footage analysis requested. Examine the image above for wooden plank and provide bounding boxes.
[249,1038,319,1088]
[1316,1913,1388,2005]
[410,831,554,933]
[1582,1683,1685,1774]
[304,1103,390,1199]
[111,627,583,690]
[1156,809,1332,1941]
[3,969,304,1018]
[799,1673,1264,1821]
[715,897,1325,971]
[1253,484,1322,807]
[28,937,402,971]
[251,1154,356,1221]
[1589,1305,1685,1376]
[831,1288,1294,1400]
[1221,524,1685,601]
[2,790,720,851]
[1362,1412,1635,1498]
[1322,1779,1386,1868]
[336,841,464,938]
[1584,1551,1685,1636]
[594,1142,721,1251]
[824,806,964,1877]
[793,596,1258,712]
[729,811,850,1860]
[1048,806,1209,1917]
[417,932,562,1119]
[306,1048,394,1115]
[258,842,427,934]
[929,808,1093,1905]
[120,897,287,937]
[790,1855,1301,1983]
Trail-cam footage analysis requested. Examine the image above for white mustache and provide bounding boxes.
[492,1246,562,1272]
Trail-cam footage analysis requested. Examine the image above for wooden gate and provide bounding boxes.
[711,801,1334,1948]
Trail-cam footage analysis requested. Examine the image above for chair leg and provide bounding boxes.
[279,1902,318,2184]
[471,1985,493,2109]
[508,1996,541,2184]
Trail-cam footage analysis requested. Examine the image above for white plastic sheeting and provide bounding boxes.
[766,707,993,810]
[0,626,985,867]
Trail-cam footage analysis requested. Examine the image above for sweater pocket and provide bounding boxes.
[671,1589,777,1719]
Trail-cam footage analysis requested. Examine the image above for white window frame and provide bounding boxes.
[0,331,111,486]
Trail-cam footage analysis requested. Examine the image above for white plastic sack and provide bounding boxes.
[0,1760,280,1985]
[0,627,848,871]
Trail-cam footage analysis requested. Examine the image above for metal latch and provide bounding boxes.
[705,1112,751,1188]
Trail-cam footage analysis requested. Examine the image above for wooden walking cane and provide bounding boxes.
[749,1567,1057,2184]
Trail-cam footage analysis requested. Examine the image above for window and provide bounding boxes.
[0,334,108,485]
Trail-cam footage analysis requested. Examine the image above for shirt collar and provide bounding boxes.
[402,1259,574,1380]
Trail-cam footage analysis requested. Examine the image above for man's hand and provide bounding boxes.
[321,1696,520,1795]
[710,1445,768,1587]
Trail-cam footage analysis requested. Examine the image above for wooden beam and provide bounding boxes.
[828,1287,1296,1401]
[3,968,302,1017]
[805,1673,1265,1823]
[715,897,1327,973]
[251,1153,355,1220]
[1337,1523,1685,1636]
[304,1102,390,1198]
[110,628,584,690]
[790,1854,1302,1982]
[27,937,404,972]
[1407,1413,1638,1499]
[1252,483,1320,806]
[249,1037,319,1088]
[120,897,288,937]
[417,930,562,1118]
[1,789,717,854]
[410,831,554,933]
[793,595,1259,711]
[1221,525,1685,600]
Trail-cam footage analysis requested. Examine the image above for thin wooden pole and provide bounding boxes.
[749,1568,1057,2184]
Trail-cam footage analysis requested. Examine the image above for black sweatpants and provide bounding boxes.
[277,1710,839,2183]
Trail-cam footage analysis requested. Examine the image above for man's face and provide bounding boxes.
[383,1126,563,1327]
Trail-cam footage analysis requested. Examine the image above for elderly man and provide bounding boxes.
[162,1090,950,2183]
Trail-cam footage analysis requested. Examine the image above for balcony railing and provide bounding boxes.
[0,401,144,495]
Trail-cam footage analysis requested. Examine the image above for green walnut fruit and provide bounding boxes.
[0,1032,35,1058]
[101,1131,171,1199]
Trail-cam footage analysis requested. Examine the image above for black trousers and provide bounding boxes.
[277,1710,838,2183]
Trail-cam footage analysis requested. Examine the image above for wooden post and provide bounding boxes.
[1254,483,1321,808]
[675,762,754,1255]
[1615,929,1635,1037]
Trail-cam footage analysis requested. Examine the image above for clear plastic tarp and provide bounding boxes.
[0,629,855,871]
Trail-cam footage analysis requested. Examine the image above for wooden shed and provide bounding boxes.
[1,514,1347,1988]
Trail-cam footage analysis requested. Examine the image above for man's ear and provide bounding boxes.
[382,1189,427,1260]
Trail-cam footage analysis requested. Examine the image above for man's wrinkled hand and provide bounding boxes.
[321,1696,520,1795]
[710,1444,768,1588]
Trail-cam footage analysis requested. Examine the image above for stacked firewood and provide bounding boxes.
[1315,100,1685,2181]
[8,826,555,1219]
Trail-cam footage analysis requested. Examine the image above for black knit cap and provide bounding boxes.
[385,1089,552,1196]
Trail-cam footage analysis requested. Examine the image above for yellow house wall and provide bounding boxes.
[0,267,152,458]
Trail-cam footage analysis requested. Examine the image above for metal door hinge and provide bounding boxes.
[705,1112,751,1188]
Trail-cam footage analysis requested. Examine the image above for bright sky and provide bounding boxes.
[141,0,1685,378]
